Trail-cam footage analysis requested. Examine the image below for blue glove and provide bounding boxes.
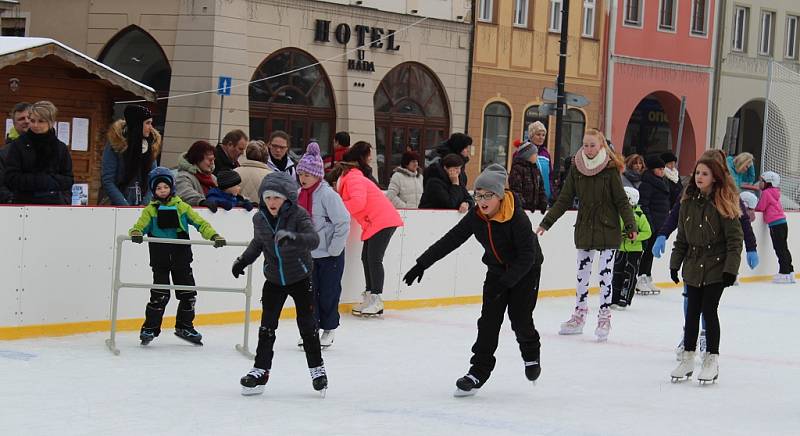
[651,235,667,258]
[746,251,759,270]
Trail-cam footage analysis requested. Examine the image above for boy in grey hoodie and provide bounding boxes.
[232,172,326,396]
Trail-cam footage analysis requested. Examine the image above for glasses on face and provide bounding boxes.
[474,192,496,202]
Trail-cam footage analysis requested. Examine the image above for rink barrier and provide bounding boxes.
[105,235,255,358]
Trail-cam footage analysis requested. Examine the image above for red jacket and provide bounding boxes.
[338,168,403,240]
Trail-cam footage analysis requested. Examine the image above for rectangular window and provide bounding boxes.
[1,17,25,37]
[787,16,799,59]
[759,10,775,56]
[659,0,676,31]
[478,0,493,23]
[514,0,529,27]
[691,0,708,35]
[582,0,596,37]
[549,0,563,32]
[624,0,643,27]
[732,6,749,52]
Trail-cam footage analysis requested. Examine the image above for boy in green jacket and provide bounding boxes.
[611,187,652,309]
[129,167,226,346]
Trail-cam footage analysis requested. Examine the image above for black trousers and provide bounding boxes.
[360,226,396,294]
[769,223,794,274]
[312,253,345,330]
[684,283,724,354]
[143,241,197,332]
[469,266,541,383]
[638,236,655,277]
[612,251,642,306]
[254,278,322,371]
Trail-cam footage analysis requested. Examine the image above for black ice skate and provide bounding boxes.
[139,328,157,346]
[454,373,484,397]
[524,360,541,383]
[241,368,269,396]
[174,328,203,345]
[310,365,328,397]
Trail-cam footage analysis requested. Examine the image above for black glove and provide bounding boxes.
[275,230,297,246]
[403,263,426,286]
[221,201,233,211]
[232,257,246,278]
[200,199,218,213]
[130,230,143,244]
[722,272,737,287]
[212,234,226,248]
[670,269,680,284]
[243,201,254,211]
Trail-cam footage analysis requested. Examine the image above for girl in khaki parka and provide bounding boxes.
[536,129,637,342]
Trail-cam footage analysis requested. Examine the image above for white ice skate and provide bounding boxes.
[697,353,719,385]
[675,337,684,361]
[357,293,384,318]
[350,291,369,315]
[773,273,797,284]
[595,308,611,342]
[646,276,661,295]
[635,275,651,295]
[320,330,335,349]
[671,351,695,382]
[559,307,588,335]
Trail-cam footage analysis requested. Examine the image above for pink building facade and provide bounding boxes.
[606,0,716,174]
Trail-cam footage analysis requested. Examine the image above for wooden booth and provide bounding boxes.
[0,37,156,204]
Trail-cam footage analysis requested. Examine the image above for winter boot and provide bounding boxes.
[454,373,484,397]
[241,368,269,396]
[559,307,588,335]
[359,293,384,317]
[698,353,719,385]
[524,360,541,383]
[310,365,328,396]
[174,327,203,345]
[670,351,695,382]
[139,327,158,346]
[351,291,369,315]
[595,308,612,342]
[320,330,335,349]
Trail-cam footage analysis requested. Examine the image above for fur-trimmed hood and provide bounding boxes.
[107,119,162,157]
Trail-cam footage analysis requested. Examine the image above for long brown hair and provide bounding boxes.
[584,128,624,169]
[682,157,741,219]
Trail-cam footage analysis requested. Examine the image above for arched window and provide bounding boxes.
[99,26,171,134]
[557,108,586,163]
[523,105,550,142]
[249,49,336,159]
[374,62,450,186]
[481,102,512,170]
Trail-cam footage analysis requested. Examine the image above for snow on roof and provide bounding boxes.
[0,36,156,96]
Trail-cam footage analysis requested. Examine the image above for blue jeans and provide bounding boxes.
[312,253,346,330]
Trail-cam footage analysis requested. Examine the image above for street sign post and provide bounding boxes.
[542,87,589,107]
[217,76,232,144]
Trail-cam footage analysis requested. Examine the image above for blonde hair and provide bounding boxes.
[584,128,624,169]
[624,154,644,172]
[733,152,754,174]
[527,121,547,139]
[29,101,57,127]
[683,157,742,219]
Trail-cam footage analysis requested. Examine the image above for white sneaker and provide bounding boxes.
[671,351,695,382]
[595,308,611,342]
[697,353,719,384]
[351,291,369,314]
[360,293,384,316]
[320,330,335,348]
[559,307,588,335]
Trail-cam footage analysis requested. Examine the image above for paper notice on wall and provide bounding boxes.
[71,183,89,206]
[5,118,12,136]
[57,122,71,145]
[71,117,89,151]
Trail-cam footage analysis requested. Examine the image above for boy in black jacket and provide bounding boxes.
[403,164,544,397]
[232,172,325,396]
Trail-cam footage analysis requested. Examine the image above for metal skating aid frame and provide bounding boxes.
[105,235,255,358]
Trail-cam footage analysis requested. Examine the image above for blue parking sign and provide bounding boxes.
[217,76,232,96]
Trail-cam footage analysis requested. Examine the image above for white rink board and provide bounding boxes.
[0,205,797,328]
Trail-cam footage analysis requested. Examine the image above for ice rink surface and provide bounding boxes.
[1,281,798,436]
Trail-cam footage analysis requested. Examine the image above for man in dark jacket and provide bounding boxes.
[214,129,247,175]
[636,155,671,294]
[418,153,472,210]
[403,164,544,397]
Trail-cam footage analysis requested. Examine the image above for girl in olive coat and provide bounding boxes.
[537,129,637,341]
[670,157,743,384]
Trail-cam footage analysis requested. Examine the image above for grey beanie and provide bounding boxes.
[516,143,537,162]
[475,164,508,197]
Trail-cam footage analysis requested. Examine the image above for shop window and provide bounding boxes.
[481,103,511,171]
[249,48,336,159]
[374,62,450,187]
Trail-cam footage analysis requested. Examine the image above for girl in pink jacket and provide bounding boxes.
[756,171,794,283]
[329,141,404,316]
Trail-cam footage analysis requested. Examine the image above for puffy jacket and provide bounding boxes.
[238,173,319,286]
[670,193,743,287]
[4,130,73,205]
[100,119,161,206]
[301,180,351,258]
[129,195,218,240]
[175,153,214,206]
[638,170,671,232]
[619,205,652,252]
[386,167,423,209]
[419,168,473,210]
[726,155,756,189]
[416,191,544,289]
[234,158,272,203]
[755,186,786,225]
[338,167,403,240]
[508,157,547,214]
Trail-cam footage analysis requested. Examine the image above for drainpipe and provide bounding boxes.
[464,0,476,134]
[710,0,726,150]
[604,0,618,142]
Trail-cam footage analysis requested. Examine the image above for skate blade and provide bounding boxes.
[354,312,383,318]
[241,385,265,396]
[453,388,478,398]
[670,373,692,383]
[698,377,718,385]
[595,335,609,343]
[318,388,327,398]
[558,330,583,335]
[174,332,203,346]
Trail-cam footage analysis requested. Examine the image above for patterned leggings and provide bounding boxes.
[575,249,615,310]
